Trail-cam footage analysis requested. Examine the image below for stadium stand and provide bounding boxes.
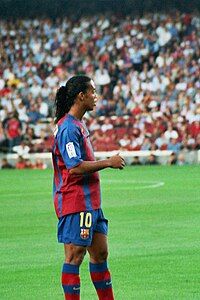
[0,12,199,165]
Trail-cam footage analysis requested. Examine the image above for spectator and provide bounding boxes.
[155,132,168,149]
[16,101,29,122]
[37,96,49,117]
[15,156,26,169]
[13,141,30,156]
[0,121,7,152]
[101,117,113,132]
[145,154,159,165]
[4,112,22,153]
[141,137,152,151]
[177,153,187,166]
[94,63,111,87]
[119,134,131,149]
[164,124,179,141]
[167,138,182,153]
[1,158,15,169]
[24,159,34,169]
[27,103,43,123]
[131,156,142,166]
[168,152,177,165]
[34,159,47,169]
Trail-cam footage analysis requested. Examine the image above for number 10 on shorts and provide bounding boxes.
[80,212,92,228]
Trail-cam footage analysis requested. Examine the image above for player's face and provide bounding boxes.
[83,80,98,111]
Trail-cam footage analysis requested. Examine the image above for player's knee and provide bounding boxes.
[99,249,108,262]
[65,247,86,265]
[72,254,85,265]
[91,249,108,263]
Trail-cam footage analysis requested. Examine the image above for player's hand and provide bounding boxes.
[108,154,125,169]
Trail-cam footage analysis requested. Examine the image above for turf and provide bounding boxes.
[0,165,200,300]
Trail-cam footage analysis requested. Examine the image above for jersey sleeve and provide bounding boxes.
[57,125,83,169]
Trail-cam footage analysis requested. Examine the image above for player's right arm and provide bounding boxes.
[69,155,125,175]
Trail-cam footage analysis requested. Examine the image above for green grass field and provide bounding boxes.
[0,165,200,300]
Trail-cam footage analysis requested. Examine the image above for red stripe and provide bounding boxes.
[64,293,80,300]
[90,174,101,209]
[62,273,80,285]
[96,287,114,299]
[54,193,59,218]
[82,137,101,209]
[90,270,111,282]
[58,114,68,126]
[61,187,86,216]
[53,142,61,218]
[53,142,60,187]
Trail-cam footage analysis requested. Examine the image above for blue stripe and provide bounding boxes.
[89,261,108,273]
[55,153,63,217]
[93,280,112,290]
[62,284,80,294]
[80,134,93,210]
[62,263,79,274]
[83,174,93,210]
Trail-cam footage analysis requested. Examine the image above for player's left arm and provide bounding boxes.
[69,155,125,175]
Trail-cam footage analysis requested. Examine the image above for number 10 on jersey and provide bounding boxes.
[80,212,92,228]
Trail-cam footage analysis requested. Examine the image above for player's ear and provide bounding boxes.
[77,91,85,102]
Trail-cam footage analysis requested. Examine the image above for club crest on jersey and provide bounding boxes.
[80,228,90,239]
[66,142,77,158]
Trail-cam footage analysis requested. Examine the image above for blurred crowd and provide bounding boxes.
[0,151,187,169]
[0,157,47,169]
[0,11,199,157]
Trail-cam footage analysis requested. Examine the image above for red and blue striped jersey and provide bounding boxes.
[52,114,101,218]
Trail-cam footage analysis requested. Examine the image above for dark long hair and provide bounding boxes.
[54,75,91,123]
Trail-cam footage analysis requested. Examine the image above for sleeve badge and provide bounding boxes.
[66,142,77,158]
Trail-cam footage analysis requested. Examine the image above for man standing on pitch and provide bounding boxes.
[52,75,125,299]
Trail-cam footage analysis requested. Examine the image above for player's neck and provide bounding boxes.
[68,106,85,121]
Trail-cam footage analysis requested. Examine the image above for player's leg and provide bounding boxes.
[87,231,108,264]
[62,243,86,300]
[58,213,89,300]
[87,231,114,299]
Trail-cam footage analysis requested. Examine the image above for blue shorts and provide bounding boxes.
[57,209,108,246]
